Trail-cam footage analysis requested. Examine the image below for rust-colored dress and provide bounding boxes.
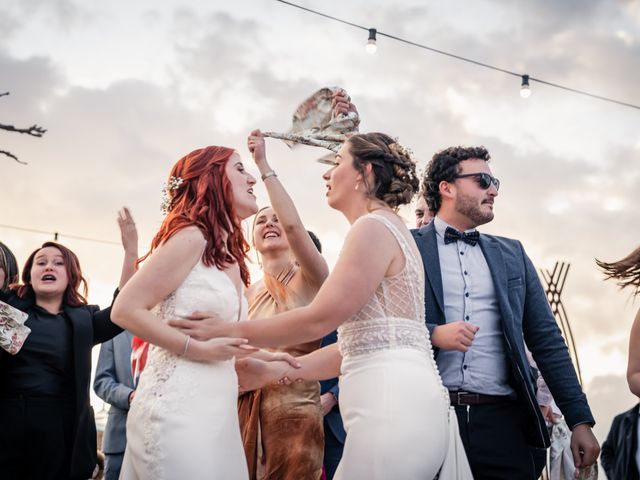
[238,263,324,480]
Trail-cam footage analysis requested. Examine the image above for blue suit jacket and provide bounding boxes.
[412,222,594,448]
[320,331,346,444]
[93,331,134,454]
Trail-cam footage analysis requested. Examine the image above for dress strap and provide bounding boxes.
[363,213,420,271]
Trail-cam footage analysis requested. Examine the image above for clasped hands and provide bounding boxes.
[168,311,300,390]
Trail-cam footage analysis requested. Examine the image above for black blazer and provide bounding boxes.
[0,290,122,479]
[412,223,594,448]
[601,404,640,480]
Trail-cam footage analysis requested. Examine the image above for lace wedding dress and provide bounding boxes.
[335,214,472,480]
[119,260,249,480]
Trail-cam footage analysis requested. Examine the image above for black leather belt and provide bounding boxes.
[449,390,512,406]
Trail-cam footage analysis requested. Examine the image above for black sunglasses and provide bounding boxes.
[454,172,500,191]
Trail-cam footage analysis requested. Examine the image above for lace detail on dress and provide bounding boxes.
[337,213,431,358]
[337,213,451,405]
[127,260,247,479]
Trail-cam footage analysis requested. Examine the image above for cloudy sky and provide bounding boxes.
[2,0,639,452]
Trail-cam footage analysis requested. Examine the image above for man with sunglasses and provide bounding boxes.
[412,146,599,479]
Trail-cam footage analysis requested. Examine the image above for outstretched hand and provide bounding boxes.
[117,207,138,256]
[236,356,293,392]
[168,310,231,341]
[187,337,258,363]
[256,350,301,369]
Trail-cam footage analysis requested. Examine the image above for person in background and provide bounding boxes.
[598,245,640,479]
[319,329,346,480]
[414,146,599,479]
[598,244,640,397]
[94,330,135,480]
[600,402,639,480]
[0,241,19,290]
[414,191,433,228]
[94,215,139,480]
[0,208,137,480]
[235,131,328,480]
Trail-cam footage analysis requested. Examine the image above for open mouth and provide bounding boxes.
[263,231,280,239]
[41,274,57,282]
[247,188,254,196]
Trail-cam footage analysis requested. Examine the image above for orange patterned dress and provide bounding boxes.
[238,263,324,480]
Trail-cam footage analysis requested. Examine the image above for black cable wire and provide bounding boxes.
[0,224,121,246]
[275,0,640,111]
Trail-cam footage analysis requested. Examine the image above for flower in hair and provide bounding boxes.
[390,138,413,158]
[160,176,184,215]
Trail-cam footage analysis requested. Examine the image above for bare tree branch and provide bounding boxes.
[0,123,47,137]
[1,90,45,164]
[0,149,28,165]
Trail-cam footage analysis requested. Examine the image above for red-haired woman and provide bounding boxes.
[0,208,138,480]
[113,146,270,479]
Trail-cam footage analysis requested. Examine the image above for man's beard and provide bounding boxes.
[455,193,494,227]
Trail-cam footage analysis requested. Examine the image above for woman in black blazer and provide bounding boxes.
[0,208,138,480]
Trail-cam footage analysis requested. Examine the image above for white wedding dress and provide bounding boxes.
[119,260,249,480]
[334,214,472,480]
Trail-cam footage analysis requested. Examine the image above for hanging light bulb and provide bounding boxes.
[366,28,377,54]
[520,74,531,98]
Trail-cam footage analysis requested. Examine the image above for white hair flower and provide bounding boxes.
[160,176,184,215]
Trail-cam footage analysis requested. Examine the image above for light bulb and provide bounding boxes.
[366,40,377,54]
[366,28,377,54]
[520,74,531,98]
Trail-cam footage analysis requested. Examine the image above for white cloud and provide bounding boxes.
[2,0,639,427]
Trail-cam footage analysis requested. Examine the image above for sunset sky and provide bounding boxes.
[2,0,639,456]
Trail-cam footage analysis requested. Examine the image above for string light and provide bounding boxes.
[366,28,377,54]
[274,0,640,111]
[520,75,531,98]
[0,223,122,246]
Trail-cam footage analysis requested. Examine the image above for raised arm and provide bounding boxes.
[248,130,328,288]
[91,207,140,344]
[117,207,139,289]
[628,308,640,396]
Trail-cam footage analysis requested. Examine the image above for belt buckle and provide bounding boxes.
[456,391,470,406]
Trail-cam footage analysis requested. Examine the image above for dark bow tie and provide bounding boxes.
[444,226,480,246]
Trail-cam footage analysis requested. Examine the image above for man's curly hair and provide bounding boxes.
[422,146,491,214]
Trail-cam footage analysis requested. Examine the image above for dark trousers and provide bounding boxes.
[0,397,74,480]
[454,401,546,480]
[323,420,344,480]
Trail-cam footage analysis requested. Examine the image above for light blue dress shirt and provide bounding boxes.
[433,216,513,396]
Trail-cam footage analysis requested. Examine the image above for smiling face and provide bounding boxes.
[29,246,70,300]
[225,152,258,220]
[450,158,498,228]
[252,206,289,255]
[322,141,362,212]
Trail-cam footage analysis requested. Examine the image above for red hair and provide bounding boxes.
[141,146,251,286]
[14,242,88,307]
